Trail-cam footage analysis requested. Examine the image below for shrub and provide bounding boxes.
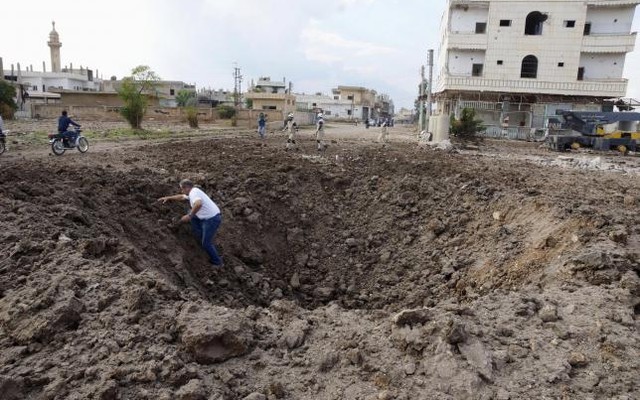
[450,108,486,140]
[217,105,236,119]
[186,107,199,128]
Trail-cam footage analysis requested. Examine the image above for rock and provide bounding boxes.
[289,272,301,289]
[243,393,266,400]
[567,352,589,368]
[392,308,432,326]
[572,251,610,269]
[8,291,84,344]
[403,361,416,375]
[345,237,358,247]
[379,251,392,263]
[623,195,636,206]
[492,211,503,221]
[0,375,25,400]
[539,304,559,322]
[283,320,308,349]
[175,379,206,400]
[177,304,253,364]
[619,270,640,295]
[95,379,118,400]
[444,320,467,344]
[345,349,363,365]
[608,229,628,243]
[458,338,493,382]
[318,352,340,372]
[427,218,446,235]
[496,388,511,400]
[314,287,334,299]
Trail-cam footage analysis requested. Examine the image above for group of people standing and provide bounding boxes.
[257,112,327,152]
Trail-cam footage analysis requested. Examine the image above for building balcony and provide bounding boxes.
[437,75,628,97]
[581,33,636,53]
[447,33,488,50]
[586,0,640,7]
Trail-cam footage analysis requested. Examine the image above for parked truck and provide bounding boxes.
[546,110,640,154]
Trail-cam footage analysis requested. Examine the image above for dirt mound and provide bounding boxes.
[0,131,639,399]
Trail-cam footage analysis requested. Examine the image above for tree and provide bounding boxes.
[118,65,160,129]
[176,89,196,107]
[450,108,486,140]
[0,81,17,119]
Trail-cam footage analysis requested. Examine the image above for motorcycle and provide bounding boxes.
[48,127,89,156]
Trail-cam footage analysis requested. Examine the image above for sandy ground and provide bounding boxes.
[0,120,639,400]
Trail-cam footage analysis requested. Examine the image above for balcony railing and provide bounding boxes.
[438,75,628,97]
[447,33,488,50]
[581,33,636,53]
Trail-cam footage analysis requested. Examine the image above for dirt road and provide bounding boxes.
[0,121,638,399]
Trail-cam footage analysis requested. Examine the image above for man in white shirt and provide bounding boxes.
[158,179,223,266]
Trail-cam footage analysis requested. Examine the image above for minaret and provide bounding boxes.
[47,21,62,73]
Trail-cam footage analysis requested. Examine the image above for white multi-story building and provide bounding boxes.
[434,0,640,138]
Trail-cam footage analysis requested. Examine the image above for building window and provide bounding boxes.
[558,62,564,67]
[472,63,484,77]
[583,23,591,35]
[169,89,175,96]
[475,22,486,34]
[564,20,576,28]
[33,85,38,91]
[525,11,546,35]
[577,67,585,81]
[347,95,354,100]
[497,60,503,65]
[334,96,339,100]
[312,103,317,106]
[347,110,352,116]
[499,20,511,27]
[520,55,538,78]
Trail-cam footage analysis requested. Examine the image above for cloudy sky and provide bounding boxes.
[2,0,640,110]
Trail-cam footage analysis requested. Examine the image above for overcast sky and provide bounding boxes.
[2,0,640,110]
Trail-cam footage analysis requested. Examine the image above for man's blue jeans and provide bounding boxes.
[190,214,222,265]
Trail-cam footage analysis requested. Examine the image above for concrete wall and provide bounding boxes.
[32,104,220,122]
[586,6,635,34]
[579,53,626,79]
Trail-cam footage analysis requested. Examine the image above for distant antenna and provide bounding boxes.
[233,63,243,107]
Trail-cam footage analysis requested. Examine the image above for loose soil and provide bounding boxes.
[0,121,638,400]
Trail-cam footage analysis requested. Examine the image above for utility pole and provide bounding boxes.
[418,65,425,132]
[233,64,243,107]
[426,49,434,133]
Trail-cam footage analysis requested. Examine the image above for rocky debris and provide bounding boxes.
[0,375,24,400]
[2,290,84,344]
[538,304,559,322]
[177,303,253,364]
[567,351,589,368]
[392,308,432,326]
[175,379,206,400]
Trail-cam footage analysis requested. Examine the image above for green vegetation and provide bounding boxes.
[0,81,18,119]
[217,105,236,119]
[186,107,199,128]
[176,90,196,107]
[118,65,161,129]
[449,108,486,140]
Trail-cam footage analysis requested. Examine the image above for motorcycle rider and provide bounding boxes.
[56,110,81,146]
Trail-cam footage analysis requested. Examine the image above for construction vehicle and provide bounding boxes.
[546,110,640,154]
